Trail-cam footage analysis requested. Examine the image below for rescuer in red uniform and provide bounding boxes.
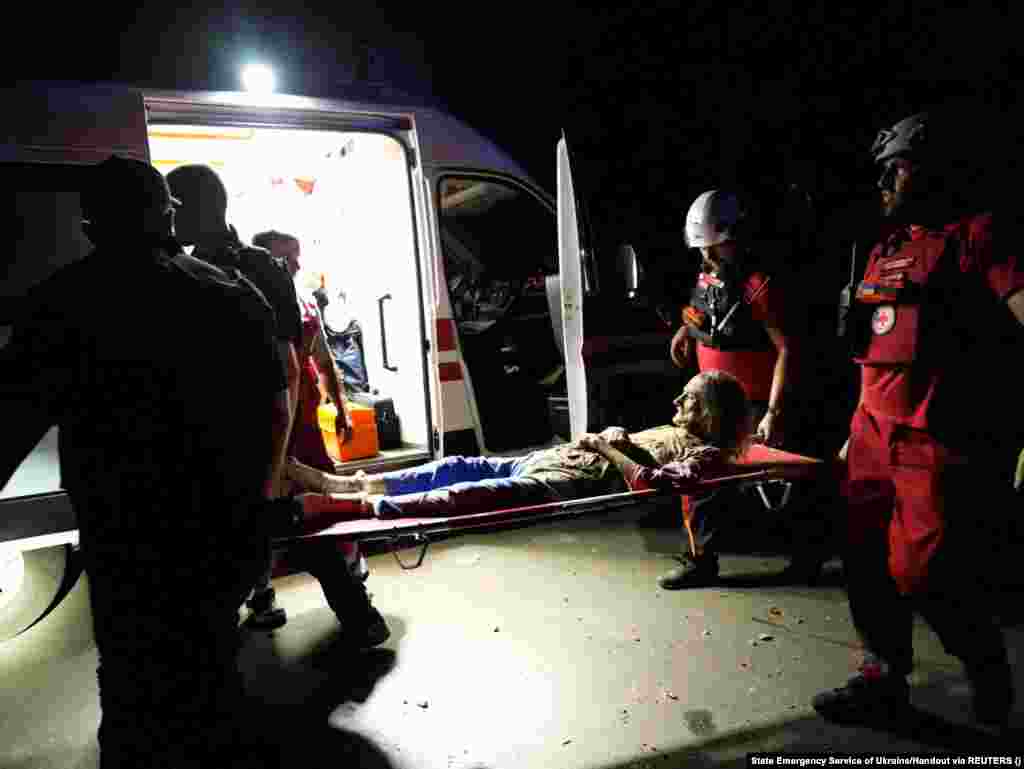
[813,112,1024,728]
[663,190,829,588]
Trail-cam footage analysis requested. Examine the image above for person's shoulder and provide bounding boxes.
[238,245,294,290]
[944,211,994,267]
[237,243,272,267]
[169,250,269,306]
[962,211,992,241]
[167,250,235,285]
[743,269,784,303]
[746,270,771,288]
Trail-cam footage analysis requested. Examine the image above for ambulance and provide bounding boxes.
[0,82,684,637]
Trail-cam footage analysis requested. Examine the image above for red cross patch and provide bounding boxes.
[871,305,896,335]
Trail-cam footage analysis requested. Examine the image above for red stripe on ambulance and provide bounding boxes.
[437,319,456,352]
[439,362,463,382]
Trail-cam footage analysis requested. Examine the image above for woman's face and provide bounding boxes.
[672,380,705,433]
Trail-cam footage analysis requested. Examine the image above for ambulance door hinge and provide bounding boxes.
[432,428,441,453]
[423,338,431,353]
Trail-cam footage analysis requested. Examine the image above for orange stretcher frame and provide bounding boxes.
[274,445,825,569]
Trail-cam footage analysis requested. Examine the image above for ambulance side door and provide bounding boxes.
[555,137,589,439]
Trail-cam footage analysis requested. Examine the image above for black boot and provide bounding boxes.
[658,552,720,590]
[812,662,910,723]
[303,544,390,648]
[322,577,390,648]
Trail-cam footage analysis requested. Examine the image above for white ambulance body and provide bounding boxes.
[0,82,585,558]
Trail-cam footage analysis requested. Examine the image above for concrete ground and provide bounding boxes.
[2,507,1023,768]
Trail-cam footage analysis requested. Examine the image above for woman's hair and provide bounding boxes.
[252,230,298,251]
[691,369,753,459]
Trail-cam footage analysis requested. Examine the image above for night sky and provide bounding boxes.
[12,2,1017,280]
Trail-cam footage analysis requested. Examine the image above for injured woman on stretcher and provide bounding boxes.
[283,369,755,531]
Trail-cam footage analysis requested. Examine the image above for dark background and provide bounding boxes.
[12,2,1017,290]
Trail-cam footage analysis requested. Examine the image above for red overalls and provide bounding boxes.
[845,213,1023,595]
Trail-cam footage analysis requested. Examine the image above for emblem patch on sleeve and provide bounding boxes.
[683,305,706,327]
[871,305,896,335]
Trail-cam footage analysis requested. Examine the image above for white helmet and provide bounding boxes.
[684,190,744,248]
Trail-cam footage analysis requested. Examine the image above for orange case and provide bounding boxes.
[318,402,380,463]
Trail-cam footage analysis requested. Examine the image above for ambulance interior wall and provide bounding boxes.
[2,171,91,501]
[148,126,430,454]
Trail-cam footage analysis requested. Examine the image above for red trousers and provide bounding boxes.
[844,405,970,595]
[842,405,1008,673]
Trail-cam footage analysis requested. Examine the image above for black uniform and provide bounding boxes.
[194,228,378,629]
[193,226,303,349]
[2,242,287,767]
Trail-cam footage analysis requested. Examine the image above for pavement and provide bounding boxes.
[2,505,1023,768]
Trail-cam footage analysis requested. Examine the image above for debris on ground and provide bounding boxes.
[665,691,679,700]
[758,633,775,642]
[417,700,429,709]
[493,626,500,632]
[796,618,806,624]
[740,662,750,669]
[769,607,784,618]
[703,630,712,637]
[749,640,759,647]
[562,739,573,746]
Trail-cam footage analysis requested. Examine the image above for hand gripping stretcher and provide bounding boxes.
[274,445,825,570]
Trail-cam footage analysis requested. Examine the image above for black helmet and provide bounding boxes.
[81,155,181,224]
[870,112,931,164]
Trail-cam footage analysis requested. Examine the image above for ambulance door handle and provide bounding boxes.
[378,294,398,372]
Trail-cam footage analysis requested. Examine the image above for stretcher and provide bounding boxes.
[275,445,825,570]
